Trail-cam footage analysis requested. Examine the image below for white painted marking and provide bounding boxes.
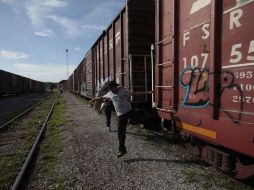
[222,62,254,69]
[221,108,254,115]
[182,21,210,34]
[190,0,211,15]
[223,0,254,14]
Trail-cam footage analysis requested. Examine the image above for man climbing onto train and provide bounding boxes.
[102,80,133,157]
[92,80,152,158]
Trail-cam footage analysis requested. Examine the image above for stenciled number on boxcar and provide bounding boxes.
[183,53,209,69]
[180,22,210,108]
[229,40,254,64]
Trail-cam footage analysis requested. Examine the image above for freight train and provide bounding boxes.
[65,0,254,179]
[0,69,45,96]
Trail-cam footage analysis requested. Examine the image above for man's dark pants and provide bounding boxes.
[117,110,132,152]
[104,101,113,127]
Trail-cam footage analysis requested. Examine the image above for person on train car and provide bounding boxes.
[94,80,113,131]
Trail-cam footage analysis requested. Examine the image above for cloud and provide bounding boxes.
[74,47,81,51]
[47,15,80,37]
[34,29,54,37]
[1,0,125,38]
[25,0,68,28]
[0,50,30,59]
[13,63,76,82]
[82,24,105,31]
[40,0,68,8]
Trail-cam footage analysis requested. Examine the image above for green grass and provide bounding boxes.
[29,94,75,189]
[0,93,58,190]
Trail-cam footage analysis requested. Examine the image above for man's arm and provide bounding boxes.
[89,96,102,103]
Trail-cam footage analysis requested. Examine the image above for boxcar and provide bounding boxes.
[73,68,79,94]
[83,50,95,98]
[66,74,74,92]
[78,58,86,96]
[90,0,155,109]
[0,69,45,95]
[154,0,254,179]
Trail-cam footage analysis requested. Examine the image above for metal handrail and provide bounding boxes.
[151,44,155,108]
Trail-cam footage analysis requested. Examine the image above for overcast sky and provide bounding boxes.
[0,0,126,82]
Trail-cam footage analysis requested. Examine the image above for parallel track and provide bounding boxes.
[0,95,50,131]
[11,94,59,190]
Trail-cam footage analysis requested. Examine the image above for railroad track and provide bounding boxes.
[0,93,60,190]
[0,95,50,131]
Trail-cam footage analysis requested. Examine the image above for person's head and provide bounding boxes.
[109,80,119,94]
[100,80,110,91]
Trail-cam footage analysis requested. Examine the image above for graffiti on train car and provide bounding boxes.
[179,67,244,113]
[180,66,209,108]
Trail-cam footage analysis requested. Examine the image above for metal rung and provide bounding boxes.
[133,86,146,88]
[156,107,176,113]
[157,61,173,66]
[156,36,174,45]
[156,86,173,88]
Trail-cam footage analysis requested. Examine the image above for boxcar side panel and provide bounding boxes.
[115,16,122,85]
[108,26,115,80]
[155,0,176,117]
[104,35,109,80]
[85,50,95,98]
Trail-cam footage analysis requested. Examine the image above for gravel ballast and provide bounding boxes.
[27,92,253,190]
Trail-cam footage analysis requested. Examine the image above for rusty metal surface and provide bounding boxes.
[155,0,176,116]
[90,0,155,105]
[104,35,109,80]
[0,70,45,95]
[84,50,94,98]
[73,68,78,93]
[108,26,115,81]
[155,0,254,160]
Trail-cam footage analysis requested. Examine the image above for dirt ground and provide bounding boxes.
[27,92,254,190]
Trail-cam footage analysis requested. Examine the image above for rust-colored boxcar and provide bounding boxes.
[92,0,155,106]
[73,68,79,93]
[78,58,86,96]
[154,0,254,179]
[67,74,74,92]
[0,70,45,95]
[83,50,95,98]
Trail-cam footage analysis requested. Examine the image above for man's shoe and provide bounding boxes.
[117,151,127,158]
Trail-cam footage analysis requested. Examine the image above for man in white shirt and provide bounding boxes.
[93,80,152,158]
[103,80,133,158]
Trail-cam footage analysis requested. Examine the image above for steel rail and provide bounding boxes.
[0,95,50,131]
[11,94,59,190]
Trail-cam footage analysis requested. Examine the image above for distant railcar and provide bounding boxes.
[154,0,254,179]
[0,69,45,95]
[90,0,155,109]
